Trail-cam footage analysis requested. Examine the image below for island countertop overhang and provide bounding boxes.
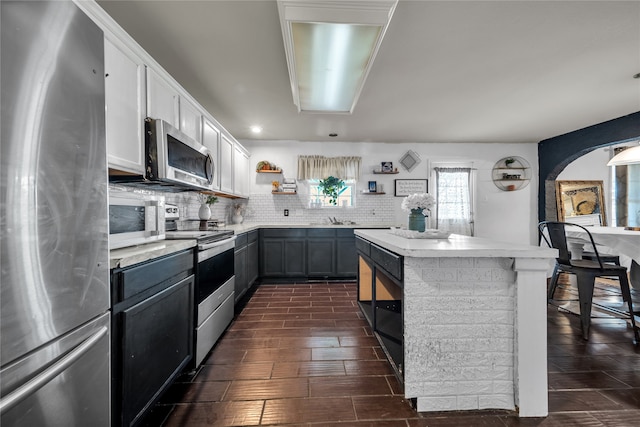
[354,229,557,259]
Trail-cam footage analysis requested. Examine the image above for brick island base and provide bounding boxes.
[354,229,556,418]
[404,256,550,416]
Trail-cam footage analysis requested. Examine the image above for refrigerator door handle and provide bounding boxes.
[0,325,108,415]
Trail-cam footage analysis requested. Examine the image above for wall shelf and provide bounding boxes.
[373,171,399,175]
[257,169,282,173]
[272,191,296,195]
[362,192,386,195]
[491,156,531,191]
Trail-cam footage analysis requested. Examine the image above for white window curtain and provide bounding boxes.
[434,167,474,236]
[297,155,361,180]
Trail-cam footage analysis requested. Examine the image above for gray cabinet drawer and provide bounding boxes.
[261,228,306,238]
[113,249,194,302]
[355,236,371,257]
[248,229,259,243]
[307,228,335,238]
[371,244,403,281]
[235,232,248,247]
[336,228,354,238]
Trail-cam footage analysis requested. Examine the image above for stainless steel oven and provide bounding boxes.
[165,228,235,367]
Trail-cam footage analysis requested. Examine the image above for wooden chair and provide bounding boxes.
[539,221,638,341]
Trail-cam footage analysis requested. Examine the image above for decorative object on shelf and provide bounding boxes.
[256,160,280,172]
[197,194,218,220]
[394,179,428,196]
[401,193,435,232]
[272,180,280,192]
[399,150,421,172]
[491,156,531,191]
[318,176,345,205]
[368,181,377,192]
[381,161,393,172]
[230,202,246,224]
[555,180,606,225]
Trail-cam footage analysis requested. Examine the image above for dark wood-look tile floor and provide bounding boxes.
[142,279,640,427]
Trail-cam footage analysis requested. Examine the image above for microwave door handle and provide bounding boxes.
[147,200,161,236]
[206,153,214,185]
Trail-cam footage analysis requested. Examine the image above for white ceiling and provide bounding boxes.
[97,0,640,144]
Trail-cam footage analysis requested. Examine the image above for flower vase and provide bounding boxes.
[408,208,426,232]
[198,204,211,220]
[232,214,243,224]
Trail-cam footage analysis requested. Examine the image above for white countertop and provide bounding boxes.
[355,229,557,259]
[109,223,392,269]
[223,222,393,233]
[110,239,197,269]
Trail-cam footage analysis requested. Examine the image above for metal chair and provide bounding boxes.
[539,221,638,341]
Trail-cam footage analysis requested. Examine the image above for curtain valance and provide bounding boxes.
[297,155,362,180]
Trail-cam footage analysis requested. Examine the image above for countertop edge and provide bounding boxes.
[354,229,557,258]
[110,239,198,269]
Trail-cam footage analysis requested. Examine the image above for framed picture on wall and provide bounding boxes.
[555,180,606,225]
[394,179,428,196]
[368,181,377,192]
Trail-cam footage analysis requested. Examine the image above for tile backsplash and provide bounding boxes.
[109,184,396,227]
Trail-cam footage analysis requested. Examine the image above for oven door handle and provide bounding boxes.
[198,236,237,252]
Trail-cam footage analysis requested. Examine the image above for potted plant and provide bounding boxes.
[197,194,218,220]
[318,176,345,206]
[401,193,435,232]
[256,160,271,171]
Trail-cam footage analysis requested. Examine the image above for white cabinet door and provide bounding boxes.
[234,143,250,197]
[179,96,202,143]
[146,67,179,127]
[219,134,234,194]
[202,119,220,191]
[105,38,146,174]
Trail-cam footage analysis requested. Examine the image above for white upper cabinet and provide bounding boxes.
[179,96,203,143]
[234,143,250,197]
[146,67,179,128]
[219,134,234,194]
[202,118,221,191]
[105,37,146,175]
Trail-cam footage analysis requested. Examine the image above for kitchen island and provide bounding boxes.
[354,229,557,417]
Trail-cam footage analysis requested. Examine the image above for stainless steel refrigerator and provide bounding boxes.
[1,1,110,425]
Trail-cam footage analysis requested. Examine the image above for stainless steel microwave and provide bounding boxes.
[145,118,214,191]
[109,190,165,249]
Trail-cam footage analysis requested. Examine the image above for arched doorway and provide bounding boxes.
[538,111,640,222]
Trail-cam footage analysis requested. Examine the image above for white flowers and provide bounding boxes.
[401,193,435,215]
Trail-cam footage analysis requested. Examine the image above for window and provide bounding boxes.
[308,180,356,208]
[612,162,640,227]
[434,167,474,236]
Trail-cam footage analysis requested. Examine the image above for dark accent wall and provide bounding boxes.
[538,111,640,222]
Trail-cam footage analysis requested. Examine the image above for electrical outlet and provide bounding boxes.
[284,209,289,216]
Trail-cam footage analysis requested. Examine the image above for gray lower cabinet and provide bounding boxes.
[260,228,357,280]
[234,230,259,303]
[261,229,306,278]
[336,232,358,276]
[247,231,259,285]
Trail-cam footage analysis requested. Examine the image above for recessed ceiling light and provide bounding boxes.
[329,133,338,137]
[250,125,263,134]
[634,72,640,79]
